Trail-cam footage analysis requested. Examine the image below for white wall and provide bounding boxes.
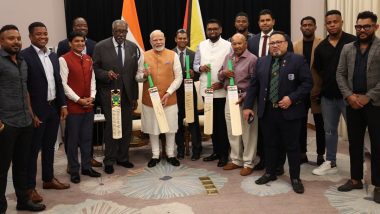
[291,0,326,42]
[0,0,66,50]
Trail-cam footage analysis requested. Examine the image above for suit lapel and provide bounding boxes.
[367,38,380,70]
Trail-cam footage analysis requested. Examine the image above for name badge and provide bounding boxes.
[288,74,295,81]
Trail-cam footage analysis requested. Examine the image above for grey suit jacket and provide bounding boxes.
[336,36,380,106]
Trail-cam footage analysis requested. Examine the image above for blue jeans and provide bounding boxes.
[321,97,346,163]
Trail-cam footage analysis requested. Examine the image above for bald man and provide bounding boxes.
[136,30,183,168]
[218,33,258,176]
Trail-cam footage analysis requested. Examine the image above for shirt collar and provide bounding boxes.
[261,29,274,38]
[176,47,186,54]
[0,48,23,60]
[112,37,124,48]
[32,44,49,55]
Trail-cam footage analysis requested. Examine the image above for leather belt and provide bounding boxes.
[47,99,55,105]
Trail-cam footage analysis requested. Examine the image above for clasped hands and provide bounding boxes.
[347,94,370,109]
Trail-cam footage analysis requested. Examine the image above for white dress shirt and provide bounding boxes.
[258,29,273,57]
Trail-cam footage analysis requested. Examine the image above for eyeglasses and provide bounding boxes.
[355,24,374,31]
[269,40,286,46]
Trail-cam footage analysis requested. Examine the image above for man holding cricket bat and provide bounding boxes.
[243,31,312,193]
[136,30,183,168]
[218,33,258,176]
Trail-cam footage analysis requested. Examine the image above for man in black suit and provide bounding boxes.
[56,17,101,168]
[21,22,70,204]
[93,20,143,174]
[243,32,312,193]
[247,9,293,172]
[57,17,96,57]
[172,29,202,161]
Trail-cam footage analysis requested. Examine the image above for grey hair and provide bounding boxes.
[150,30,164,39]
[112,20,128,30]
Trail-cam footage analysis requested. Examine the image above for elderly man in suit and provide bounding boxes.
[293,16,324,165]
[172,29,202,161]
[336,11,380,204]
[21,22,70,203]
[243,31,312,193]
[93,20,143,174]
[57,17,96,57]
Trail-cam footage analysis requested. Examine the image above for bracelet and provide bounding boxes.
[0,123,5,132]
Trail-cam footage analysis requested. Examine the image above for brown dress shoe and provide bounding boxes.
[240,167,253,176]
[223,162,242,170]
[91,158,102,167]
[43,178,70,190]
[27,189,43,203]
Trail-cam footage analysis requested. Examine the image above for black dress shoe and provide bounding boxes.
[167,157,180,166]
[191,153,200,161]
[70,173,81,184]
[117,161,134,168]
[374,187,380,204]
[253,161,265,170]
[177,151,185,160]
[203,153,219,162]
[104,165,114,174]
[217,158,228,167]
[291,179,304,194]
[275,166,285,176]
[148,158,160,168]
[337,179,363,192]
[16,200,46,212]
[255,174,277,185]
[82,168,101,177]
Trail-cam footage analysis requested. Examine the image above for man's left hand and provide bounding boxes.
[211,82,224,90]
[132,100,138,111]
[161,93,170,107]
[60,107,68,120]
[357,95,370,106]
[278,96,292,109]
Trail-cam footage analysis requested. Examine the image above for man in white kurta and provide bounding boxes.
[136,30,182,167]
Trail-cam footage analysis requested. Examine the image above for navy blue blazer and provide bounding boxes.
[21,46,66,120]
[243,52,312,120]
[247,33,294,57]
[57,38,96,57]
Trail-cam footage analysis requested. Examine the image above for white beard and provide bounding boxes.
[154,46,165,52]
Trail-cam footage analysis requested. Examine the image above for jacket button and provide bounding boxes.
[264,98,266,101]
[265,88,267,91]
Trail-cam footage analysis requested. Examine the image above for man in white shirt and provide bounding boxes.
[194,19,231,167]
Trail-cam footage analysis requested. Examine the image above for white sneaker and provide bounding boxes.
[312,160,338,176]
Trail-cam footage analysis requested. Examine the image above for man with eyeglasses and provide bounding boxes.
[172,29,202,161]
[194,19,231,167]
[336,11,380,203]
[243,31,312,194]
[93,20,144,174]
[312,10,356,176]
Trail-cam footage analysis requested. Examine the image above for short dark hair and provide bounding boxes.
[206,19,222,28]
[271,31,286,39]
[325,10,341,17]
[357,11,377,23]
[28,22,46,34]
[72,17,87,27]
[175,28,188,37]
[68,31,85,42]
[259,9,274,19]
[300,16,316,25]
[235,12,249,20]
[0,25,19,35]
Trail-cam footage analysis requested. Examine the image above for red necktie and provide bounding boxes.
[261,35,269,57]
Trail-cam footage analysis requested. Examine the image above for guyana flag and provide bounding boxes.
[122,0,145,51]
[183,0,206,51]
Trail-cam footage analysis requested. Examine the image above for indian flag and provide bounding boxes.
[122,0,145,51]
[183,0,206,51]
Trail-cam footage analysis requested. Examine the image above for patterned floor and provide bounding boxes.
[4,130,380,214]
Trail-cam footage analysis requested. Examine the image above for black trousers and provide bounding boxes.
[28,104,60,189]
[347,104,380,186]
[0,124,33,213]
[261,105,301,179]
[313,113,325,155]
[211,98,230,159]
[175,85,202,155]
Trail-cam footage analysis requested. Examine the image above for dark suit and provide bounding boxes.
[21,46,66,188]
[247,33,294,57]
[93,37,140,166]
[172,47,202,155]
[57,38,96,57]
[243,52,312,179]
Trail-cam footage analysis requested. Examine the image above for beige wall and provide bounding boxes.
[291,0,326,42]
[0,0,66,51]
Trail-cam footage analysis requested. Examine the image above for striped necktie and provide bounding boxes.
[269,58,280,104]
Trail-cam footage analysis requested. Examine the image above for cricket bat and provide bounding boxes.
[227,59,242,136]
[184,55,194,123]
[111,89,122,139]
[145,63,170,133]
[203,64,213,135]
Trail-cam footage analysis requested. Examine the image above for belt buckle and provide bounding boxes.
[48,100,54,105]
